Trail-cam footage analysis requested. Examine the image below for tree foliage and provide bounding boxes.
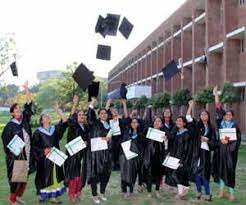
[195,87,214,106]
[220,82,241,105]
[172,89,192,106]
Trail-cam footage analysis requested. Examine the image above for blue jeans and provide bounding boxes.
[194,175,210,195]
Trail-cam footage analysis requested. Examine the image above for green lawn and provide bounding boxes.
[0,113,246,204]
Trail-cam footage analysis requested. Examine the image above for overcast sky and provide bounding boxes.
[0,0,186,86]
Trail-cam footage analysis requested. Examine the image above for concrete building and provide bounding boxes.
[108,0,246,134]
[37,70,64,83]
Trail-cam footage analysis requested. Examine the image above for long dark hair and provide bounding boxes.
[129,117,141,134]
[10,103,19,113]
[176,116,188,128]
[197,110,212,135]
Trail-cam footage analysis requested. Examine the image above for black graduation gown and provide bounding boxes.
[64,114,89,187]
[142,108,166,180]
[119,118,143,185]
[1,102,34,193]
[189,119,216,181]
[86,107,113,184]
[165,128,192,187]
[212,106,241,188]
[107,109,124,171]
[32,121,68,194]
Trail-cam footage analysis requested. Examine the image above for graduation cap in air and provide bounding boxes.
[10,61,18,76]
[162,60,179,81]
[88,81,100,102]
[119,17,134,39]
[72,63,95,90]
[108,83,128,100]
[95,14,120,37]
[95,15,107,38]
[96,44,111,61]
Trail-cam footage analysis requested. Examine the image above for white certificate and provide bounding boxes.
[121,140,138,160]
[201,142,210,151]
[65,136,86,156]
[219,128,237,141]
[7,135,26,156]
[146,128,165,143]
[46,147,68,167]
[91,137,108,152]
[162,156,180,170]
[110,120,121,136]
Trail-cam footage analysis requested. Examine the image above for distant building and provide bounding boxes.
[37,70,64,83]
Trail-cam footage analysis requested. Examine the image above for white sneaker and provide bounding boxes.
[16,197,26,205]
[99,194,107,201]
[155,191,161,199]
[92,196,100,204]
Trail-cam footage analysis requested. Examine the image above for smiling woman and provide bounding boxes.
[0,82,34,205]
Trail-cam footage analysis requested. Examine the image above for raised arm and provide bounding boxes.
[23,81,32,104]
[22,81,34,121]
[71,95,79,116]
[54,102,68,123]
[121,98,128,118]
[213,85,225,128]
[87,97,97,123]
[105,98,112,111]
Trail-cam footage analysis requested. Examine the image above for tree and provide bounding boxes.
[133,95,148,110]
[172,89,192,106]
[220,82,241,105]
[0,33,17,76]
[151,92,171,109]
[195,87,214,107]
[35,78,61,109]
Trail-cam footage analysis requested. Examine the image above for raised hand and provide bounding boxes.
[213,85,218,96]
[188,100,194,107]
[22,81,29,91]
[73,95,79,105]
[53,101,60,112]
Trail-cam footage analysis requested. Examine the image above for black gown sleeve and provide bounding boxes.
[1,124,14,157]
[23,101,34,123]
[55,121,68,140]
[32,131,45,160]
[88,107,97,124]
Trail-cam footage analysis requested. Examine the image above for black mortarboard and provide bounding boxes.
[10,61,18,76]
[96,44,111,61]
[108,83,127,100]
[88,81,100,102]
[162,60,179,80]
[120,83,127,99]
[95,15,107,38]
[104,13,120,36]
[72,63,95,90]
[119,17,134,39]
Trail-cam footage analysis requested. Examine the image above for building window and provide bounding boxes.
[241,39,245,53]
[239,0,245,5]
[239,87,246,102]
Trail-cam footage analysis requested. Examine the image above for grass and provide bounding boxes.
[0,112,246,204]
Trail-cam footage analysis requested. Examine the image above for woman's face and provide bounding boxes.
[225,111,233,121]
[154,117,163,129]
[41,113,52,126]
[131,119,139,130]
[77,111,87,123]
[11,104,22,119]
[99,110,108,121]
[163,109,171,118]
[176,118,185,129]
[200,111,209,122]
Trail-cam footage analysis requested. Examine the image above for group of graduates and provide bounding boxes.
[1,83,241,205]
